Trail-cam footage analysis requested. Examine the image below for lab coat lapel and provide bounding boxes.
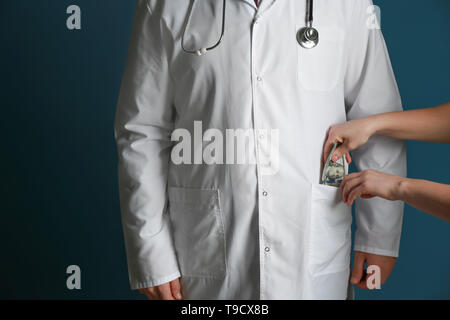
[257,0,277,13]
[236,0,257,9]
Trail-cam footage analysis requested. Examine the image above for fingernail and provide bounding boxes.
[351,277,358,284]
[332,155,338,162]
[176,293,182,299]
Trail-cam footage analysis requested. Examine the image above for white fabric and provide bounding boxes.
[115,0,406,299]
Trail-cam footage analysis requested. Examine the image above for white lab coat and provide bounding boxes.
[115,0,406,299]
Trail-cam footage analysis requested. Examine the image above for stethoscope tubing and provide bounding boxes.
[181,0,318,55]
[307,0,314,27]
[181,0,227,55]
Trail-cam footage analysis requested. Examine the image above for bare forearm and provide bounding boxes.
[394,178,450,222]
[368,102,450,143]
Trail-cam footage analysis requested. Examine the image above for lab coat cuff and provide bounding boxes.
[130,271,181,290]
[123,214,181,290]
[353,245,399,258]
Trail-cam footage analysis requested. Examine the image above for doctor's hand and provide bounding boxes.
[138,278,183,300]
[351,251,396,289]
[323,117,376,166]
[340,170,404,205]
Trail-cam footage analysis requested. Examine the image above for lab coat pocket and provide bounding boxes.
[168,186,226,278]
[309,184,352,276]
[297,26,345,92]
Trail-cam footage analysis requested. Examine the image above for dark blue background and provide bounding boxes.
[0,0,448,299]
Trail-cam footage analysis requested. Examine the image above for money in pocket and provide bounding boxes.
[321,142,347,187]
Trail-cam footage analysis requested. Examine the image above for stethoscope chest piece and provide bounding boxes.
[297,26,319,49]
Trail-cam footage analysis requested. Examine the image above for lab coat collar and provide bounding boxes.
[237,0,277,13]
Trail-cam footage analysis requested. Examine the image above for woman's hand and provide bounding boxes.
[323,117,377,166]
[340,170,405,205]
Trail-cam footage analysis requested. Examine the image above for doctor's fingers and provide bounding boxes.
[351,252,368,289]
[350,252,365,285]
[139,287,160,300]
[140,284,174,300]
[170,278,183,300]
[158,282,176,300]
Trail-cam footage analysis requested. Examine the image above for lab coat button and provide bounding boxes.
[256,76,262,82]
[262,190,268,196]
[264,247,270,252]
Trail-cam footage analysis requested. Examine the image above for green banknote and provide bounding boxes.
[321,142,346,187]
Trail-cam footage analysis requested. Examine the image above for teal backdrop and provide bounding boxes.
[0,0,448,299]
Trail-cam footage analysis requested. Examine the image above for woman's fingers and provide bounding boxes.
[331,143,348,163]
[347,185,365,206]
[322,129,344,165]
[340,172,361,192]
[341,175,363,203]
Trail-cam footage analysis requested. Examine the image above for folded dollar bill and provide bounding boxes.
[321,142,346,187]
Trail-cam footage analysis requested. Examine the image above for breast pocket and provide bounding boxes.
[168,186,226,279]
[308,183,352,276]
[297,26,345,92]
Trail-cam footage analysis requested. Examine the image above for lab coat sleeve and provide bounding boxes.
[344,0,407,257]
[114,0,180,289]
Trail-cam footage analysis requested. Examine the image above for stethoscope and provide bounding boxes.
[296,0,319,49]
[181,0,319,56]
[181,0,227,56]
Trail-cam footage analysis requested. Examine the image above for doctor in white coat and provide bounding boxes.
[115,0,406,300]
